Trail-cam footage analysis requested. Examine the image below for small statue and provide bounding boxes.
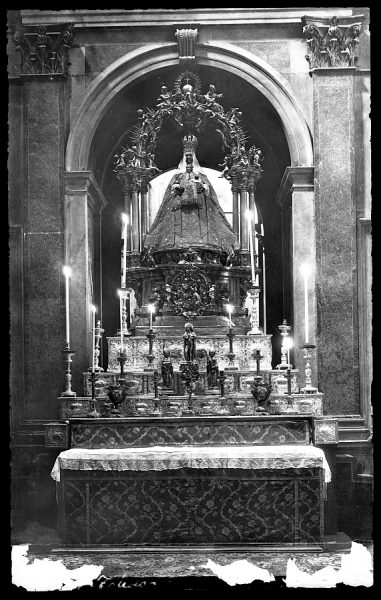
[156,85,172,109]
[141,246,156,267]
[218,153,233,178]
[249,145,263,168]
[207,349,219,388]
[226,246,239,267]
[208,284,216,303]
[183,322,196,362]
[161,349,174,389]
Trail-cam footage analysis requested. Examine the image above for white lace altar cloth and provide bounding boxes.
[51,445,331,483]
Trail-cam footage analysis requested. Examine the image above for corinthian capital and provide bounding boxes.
[302,14,364,69]
[12,23,75,76]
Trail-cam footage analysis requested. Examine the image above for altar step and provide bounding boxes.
[50,533,352,554]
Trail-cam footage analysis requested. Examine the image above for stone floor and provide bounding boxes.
[12,522,373,586]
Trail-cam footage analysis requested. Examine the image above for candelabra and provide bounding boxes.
[107,351,128,417]
[61,344,76,397]
[276,319,292,369]
[87,371,101,418]
[300,343,318,394]
[88,320,105,372]
[225,327,238,370]
[246,287,262,335]
[144,328,156,371]
[121,291,132,336]
[250,349,272,412]
[217,370,229,414]
[151,370,162,415]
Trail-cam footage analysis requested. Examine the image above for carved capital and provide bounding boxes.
[302,14,364,70]
[12,23,75,76]
[175,28,198,66]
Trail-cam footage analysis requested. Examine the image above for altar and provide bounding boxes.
[48,71,341,552]
[51,417,330,548]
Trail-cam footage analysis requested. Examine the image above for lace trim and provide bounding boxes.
[51,446,331,483]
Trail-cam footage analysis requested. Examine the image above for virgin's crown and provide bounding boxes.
[182,135,198,154]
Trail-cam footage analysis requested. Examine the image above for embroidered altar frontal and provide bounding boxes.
[56,467,324,546]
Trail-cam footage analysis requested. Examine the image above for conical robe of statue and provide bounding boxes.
[144,136,240,254]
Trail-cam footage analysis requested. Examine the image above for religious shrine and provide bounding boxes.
[9,9,372,555]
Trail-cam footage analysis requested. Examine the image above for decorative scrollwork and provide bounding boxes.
[302,15,364,69]
[113,72,263,189]
[12,23,75,76]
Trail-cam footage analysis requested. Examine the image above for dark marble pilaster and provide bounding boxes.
[21,78,67,420]
[312,68,360,414]
[64,172,107,393]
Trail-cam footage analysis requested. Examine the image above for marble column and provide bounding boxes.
[131,184,140,252]
[140,181,148,243]
[123,188,132,252]
[239,190,249,250]
[276,167,317,388]
[64,172,107,393]
[312,68,360,414]
[231,177,239,238]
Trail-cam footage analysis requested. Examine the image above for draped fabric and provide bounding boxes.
[51,445,331,483]
[144,168,239,254]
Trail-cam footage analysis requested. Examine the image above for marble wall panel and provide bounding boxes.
[24,80,65,233]
[23,233,65,419]
[313,71,360,414]
[233,41,290,72]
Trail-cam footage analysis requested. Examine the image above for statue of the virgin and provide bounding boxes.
[144,135,239,255]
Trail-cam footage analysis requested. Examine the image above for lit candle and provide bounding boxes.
[62,266,72,347]
[118,290,123,351]
[246,211,255,284]
[300,264,311,344]
[261,223,266,334]
[121,213,128,287]
[226,303,234,329]
[285,337,293,367]
[147,303,155,329]
[91,305,96,372]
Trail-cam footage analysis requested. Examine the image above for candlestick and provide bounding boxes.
[300,264,311,344]
[94,320,104,372]
[118,290,124,351]
[91,304,96,373]
[122,213,128,288]
[87,371,101,418]
[62,266,72,347]
[300,343,317,393]
[61,344,76,397]
[276,319,291,369]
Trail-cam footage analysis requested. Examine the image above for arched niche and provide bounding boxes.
[65,42,313,369]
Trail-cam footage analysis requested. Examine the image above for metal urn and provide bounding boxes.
[107,379,127,417]
[251,375,272,413]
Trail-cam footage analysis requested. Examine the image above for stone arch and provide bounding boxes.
[65,42,313,171]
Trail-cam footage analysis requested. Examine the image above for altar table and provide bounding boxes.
[51,445,330,547]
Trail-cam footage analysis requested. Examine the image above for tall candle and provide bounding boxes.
[247,212,255,284]
[300,264,310,344]
[147,303,154,329]
[122,213,128,287]
[91,305,96,372]
[63,266,71,347]
[119,291,123,351]
[226,304,233,329]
